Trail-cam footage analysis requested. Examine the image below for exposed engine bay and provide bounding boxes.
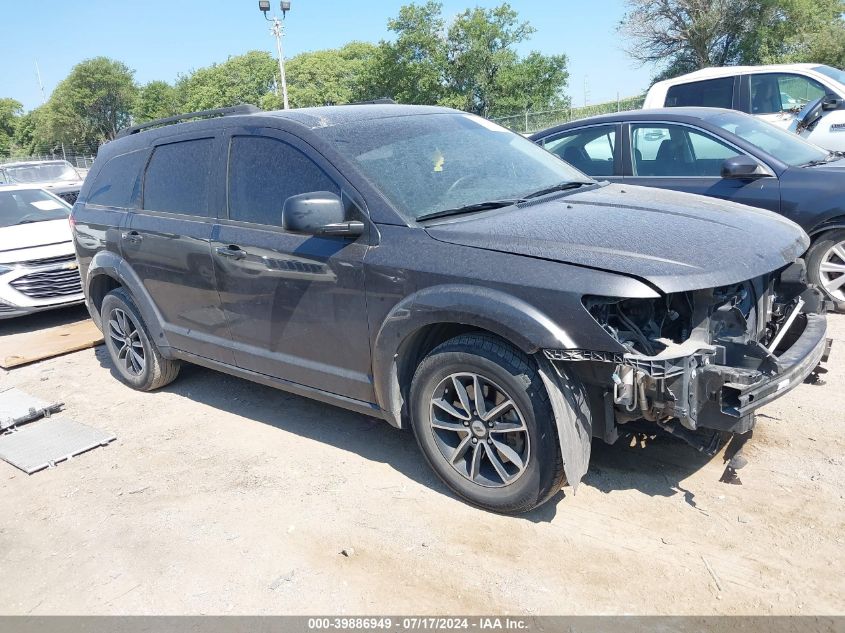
[549,260,832,449]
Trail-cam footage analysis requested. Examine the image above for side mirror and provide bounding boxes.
[282,191,364,237]
[822,96,842,111]
[721,155,770,180]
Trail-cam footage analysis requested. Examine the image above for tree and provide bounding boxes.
[621,0,845,82]
[0,98,23,155]
[133,80,179,122]
[44,57,137,146]
[444,4,542,115]
[363,2,569,116]
[620,0,760,72]
[177,51,277,112]
[750,0,845,67]
[263,42,378,109]
[361,1,449,105]
[494,52,569,116]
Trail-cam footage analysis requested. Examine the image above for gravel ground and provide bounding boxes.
[0,307,843,615]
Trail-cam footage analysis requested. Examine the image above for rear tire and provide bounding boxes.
[409,333,565,514]
[101,288,180,391]
[807,229,845,312]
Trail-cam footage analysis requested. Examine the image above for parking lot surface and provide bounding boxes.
[1,311,843,615]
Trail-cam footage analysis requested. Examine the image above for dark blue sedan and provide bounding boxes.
[530,107,845,310]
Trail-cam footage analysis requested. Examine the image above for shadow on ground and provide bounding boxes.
[95,347,720,522]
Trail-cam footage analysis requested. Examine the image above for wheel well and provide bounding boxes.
[395,323,520,424]
[810,219,845,240]
[88,273,122,317]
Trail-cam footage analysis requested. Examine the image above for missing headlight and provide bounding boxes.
[584,282,757,357]
[583,294,694,355]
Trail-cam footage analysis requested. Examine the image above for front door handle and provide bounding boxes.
[215,245,247,260]
[121,230,143,244]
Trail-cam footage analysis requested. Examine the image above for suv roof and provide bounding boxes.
[655,63,822,86]
[115,103,455,139]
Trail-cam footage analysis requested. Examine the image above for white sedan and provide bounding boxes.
[0,185,84,319]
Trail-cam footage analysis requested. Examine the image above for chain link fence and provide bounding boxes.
[492,95,646,134]
[1,144,98,170]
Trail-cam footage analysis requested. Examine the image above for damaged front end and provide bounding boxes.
[547,260,832,449]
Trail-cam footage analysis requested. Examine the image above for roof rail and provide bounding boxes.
[346,98,397,105]
[116,104,262,138]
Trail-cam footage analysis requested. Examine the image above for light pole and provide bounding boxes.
[259,1,291,110]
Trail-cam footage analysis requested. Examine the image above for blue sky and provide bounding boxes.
[0,0,654,113]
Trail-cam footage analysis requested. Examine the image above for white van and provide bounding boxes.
[644,64,845,151]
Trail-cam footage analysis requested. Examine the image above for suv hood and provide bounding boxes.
[0,219,73,264]
[425,184,808,294]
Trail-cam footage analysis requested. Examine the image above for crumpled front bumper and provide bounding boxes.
[617,311,831,434]
[715,313,830,419]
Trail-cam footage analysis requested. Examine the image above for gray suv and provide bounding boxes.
[71,104,830,513]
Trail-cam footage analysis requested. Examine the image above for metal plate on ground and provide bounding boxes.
[0,417,115,474]
[0,387,62,431]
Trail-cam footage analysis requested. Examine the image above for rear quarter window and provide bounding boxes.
[666,77,734,108]
[87,149,148,208]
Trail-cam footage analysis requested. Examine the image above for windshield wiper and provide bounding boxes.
[522,181,594,200]
[416,199,524,223]
[803,152,841,167]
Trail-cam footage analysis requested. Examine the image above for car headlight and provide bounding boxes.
[0,264,13,275]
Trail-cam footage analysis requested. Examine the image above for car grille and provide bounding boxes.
[57,190,79,205]
[10,268,82,299]
[18,254,77,267]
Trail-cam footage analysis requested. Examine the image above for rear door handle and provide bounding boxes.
[215,245,247,260]
[121,230,143,244]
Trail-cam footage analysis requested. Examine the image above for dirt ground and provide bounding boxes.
[0,306,843,615]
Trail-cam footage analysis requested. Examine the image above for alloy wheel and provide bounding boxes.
[428,372,530,488]
[108,308,146,376]
[819,239,845,302]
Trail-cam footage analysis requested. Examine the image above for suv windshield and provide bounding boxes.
[315,113,591,220]
[813,65,845,86]
[703,110,829,166]
[0,188,71,227]
[2,161,80,184]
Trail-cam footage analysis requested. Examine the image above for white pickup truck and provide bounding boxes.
[644,64,845,151]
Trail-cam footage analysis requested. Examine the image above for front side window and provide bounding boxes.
[665,77,734,108]
[227,136,339,226]
[143,138,213,216]
[0,189,71,227]
[87,150,147,208]
[702,110,828,166]
[631,123,743,177]
[314,113,590,220]
[542,125,616,176]
[750,73,827,114]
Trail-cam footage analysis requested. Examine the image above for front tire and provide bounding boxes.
[101,288,181,391]
[807,229,845,312]
[409,333,565,514]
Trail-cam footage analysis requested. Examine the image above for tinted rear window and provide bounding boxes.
[666,77,734,108]
[87,150,147,208]
[143,138,214,216]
